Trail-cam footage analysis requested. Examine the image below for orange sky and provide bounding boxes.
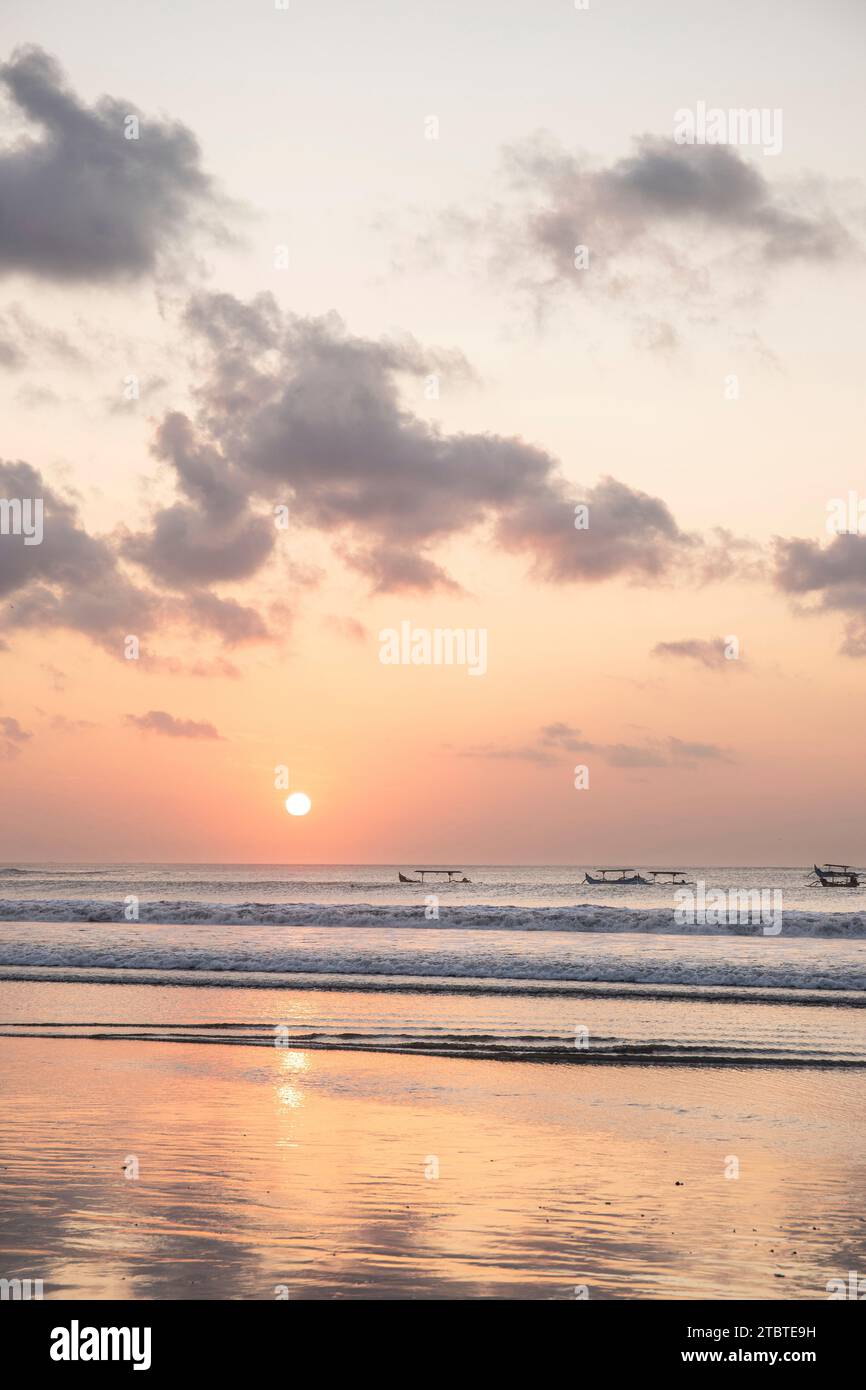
[1,1,865,863]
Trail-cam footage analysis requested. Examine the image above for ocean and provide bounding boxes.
[2,863,865,1302]
[0,864,864,1069]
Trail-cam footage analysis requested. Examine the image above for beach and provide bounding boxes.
[2,1022,864,1300]
[1,866,865,1300]
[0,978,861,1301]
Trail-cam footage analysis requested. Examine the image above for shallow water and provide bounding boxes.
[1,1035,863,1300]
[2,976,864,1067]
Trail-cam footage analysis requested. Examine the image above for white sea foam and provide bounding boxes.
[0,897,865,937]
[0,920,864,993]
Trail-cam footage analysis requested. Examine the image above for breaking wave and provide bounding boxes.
[0,897,865,937]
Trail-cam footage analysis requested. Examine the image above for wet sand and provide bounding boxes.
[1,1033,864,1299]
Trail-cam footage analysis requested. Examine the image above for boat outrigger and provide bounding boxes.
[398,868,472,884]
[812,863,862,888]
[583,868,649,886]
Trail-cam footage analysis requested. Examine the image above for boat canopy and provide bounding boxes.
[410,868,470,881]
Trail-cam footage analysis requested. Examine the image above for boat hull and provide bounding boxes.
[814,864,860,888]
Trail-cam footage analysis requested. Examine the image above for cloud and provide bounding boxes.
[510,131,853,260]
[773,532,866,655]
[0,304,87,369]
[49,714,96,732]
[0,458,271,653]
[431,133,856,321]
[497,474,689,584]
[324,615,368,642]
[179,591,270,645]
[40,662,68,691]
[106,374,169,415]
[0,459,158,652]
[125,710,222,739]
[121,410,277,586]
[691,528,766,584]
[141,655,241,678]
[462,741,559,766]
[126,290,698,593]
[652,637,734,669]
[0,460,146,635]
[0,713,31,758]
[0,45,225,283]
[539,721,582,748]
[463,722,732,768]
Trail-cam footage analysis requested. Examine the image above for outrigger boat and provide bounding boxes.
[583,868,649,886]
[812,863,862,888]
[398,868,472,884]
[645,869,695,887]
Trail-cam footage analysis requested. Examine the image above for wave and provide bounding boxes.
[2,964,864,1005]
[1,897,866,936]
[2,1023,862,1066]
[0,895,861,939]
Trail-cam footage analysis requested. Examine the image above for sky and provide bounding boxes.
[0,0,865,864]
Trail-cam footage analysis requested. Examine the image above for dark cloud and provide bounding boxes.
[0,458,270,653]
[0,45,224,283]
[506,132,853,270]
[773,533,866,599]
[424,133,856,325]
[121,410,277,586]
[773,532,866,656]
[652,637,733,669]
[338,543,464,594]
[497,475,688,584]
[128,291,696,593]
[125,710,222,739]
[180,591,270,645]
[0,456,159,650]
[0,713,30,758]
[464,722,731,768]
[0,459,125,602]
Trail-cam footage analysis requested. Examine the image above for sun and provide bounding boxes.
[285,792,312,817]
